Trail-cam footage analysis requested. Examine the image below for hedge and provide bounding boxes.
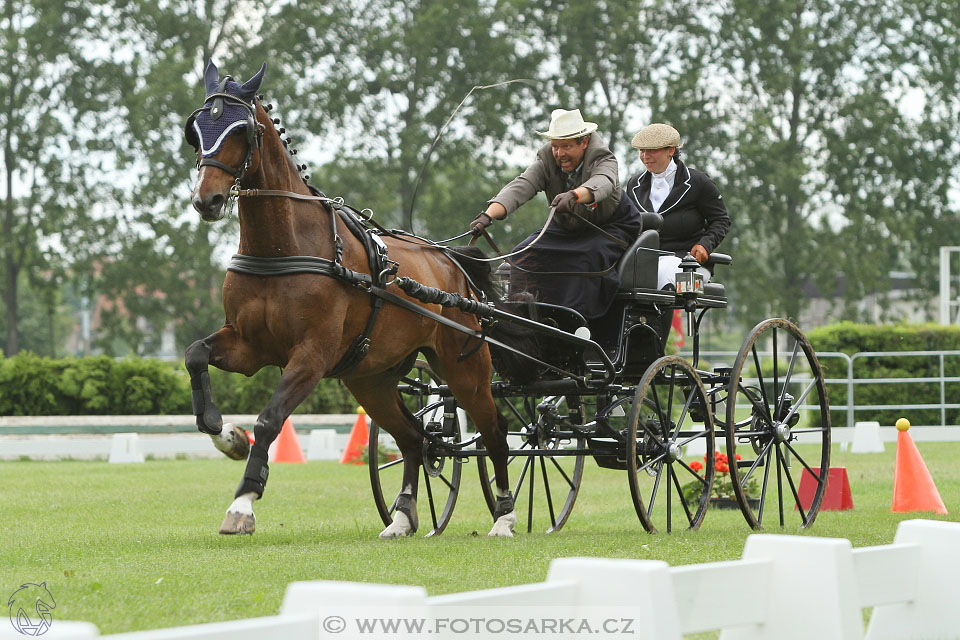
[807,322,960,427]
[0,353,355,416]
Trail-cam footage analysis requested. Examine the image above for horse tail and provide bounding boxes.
[446,246,540,382]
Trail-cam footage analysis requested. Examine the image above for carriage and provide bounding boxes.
[368,213,831,536]
[184,60,830,539]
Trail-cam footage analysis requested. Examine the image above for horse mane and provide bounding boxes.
[445,245,542,383]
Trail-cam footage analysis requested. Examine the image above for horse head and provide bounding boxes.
[185,59,266,221]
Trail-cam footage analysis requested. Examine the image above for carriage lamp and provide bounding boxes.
[675,254,704,298]
[675,254,703,335]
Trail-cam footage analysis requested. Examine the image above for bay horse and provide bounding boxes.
[183,60,517,538]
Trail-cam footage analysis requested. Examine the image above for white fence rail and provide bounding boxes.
[31,519,960,640]
[686,349,960,429]
[0,414,356,460]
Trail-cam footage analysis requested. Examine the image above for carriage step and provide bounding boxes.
[738,458,762,468]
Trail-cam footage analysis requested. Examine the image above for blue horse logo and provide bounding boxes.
[7,582,55,636]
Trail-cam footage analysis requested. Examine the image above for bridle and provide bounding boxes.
[184,80,264,184]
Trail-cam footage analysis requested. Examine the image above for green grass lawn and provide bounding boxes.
[2,443,958,634]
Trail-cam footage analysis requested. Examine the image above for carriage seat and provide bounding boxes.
[615,209,731,307]
[615,213,673,304]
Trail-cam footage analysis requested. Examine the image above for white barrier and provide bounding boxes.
[65,519,958,640]
[0,621,100,639]
[851,421,885,453]
[108,433,144,464]
[306,428,340,460]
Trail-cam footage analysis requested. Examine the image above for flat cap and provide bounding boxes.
[631,123,682,149]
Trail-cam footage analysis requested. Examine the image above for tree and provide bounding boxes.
[80,0,267,355]
[0,0,120,355]
[252,0,540,236]
[712,0,957,323]
[507,0,723,172]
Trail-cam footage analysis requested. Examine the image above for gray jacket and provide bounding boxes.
[490,135,621,232]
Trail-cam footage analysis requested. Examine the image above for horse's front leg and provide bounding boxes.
[220,351,325,535]
[185,328,262,460]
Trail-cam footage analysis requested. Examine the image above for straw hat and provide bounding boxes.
[630,123,682,149]
[537,109,598,139]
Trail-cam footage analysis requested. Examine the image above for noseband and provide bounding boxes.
[184,89,264,182]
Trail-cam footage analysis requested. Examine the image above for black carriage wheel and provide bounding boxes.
[368,362,462,537]
[477,394,586,534]
[725,318,831,529]
[627,356,715,533]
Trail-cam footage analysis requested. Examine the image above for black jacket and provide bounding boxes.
[625,158,730,255]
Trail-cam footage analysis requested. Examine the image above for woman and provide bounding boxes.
[624,123,730,290]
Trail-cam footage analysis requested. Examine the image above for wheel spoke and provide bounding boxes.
[513,455,533,500]
[666,366,676,427]
[777,377,819,427]
[742,385,772,426]
[378,457,404,471]
[740,438,775,487]
[672,384,697,441]
[751,345,775,425]
[677,457,708,483]
[776,445,786,527]
[527,452,535,533]
[678,428,711,448]
[540,457,557,527]
[548,456,576,490]
[783,440,824,480]
[772,329,778,414]
[637,451,667,475]
[437,472,456,491]
[424,473,439,529]
[757,447,773,526]
[773,340,801,421]
[670,464,696,526]
[646,462,664,516]
[777,445,806,522]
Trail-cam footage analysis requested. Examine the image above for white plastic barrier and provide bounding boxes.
[306,428,340,460]
[851,421,885,453]
[864,519,960,639]
[83,519,959,640]
[0,621,100,639]
[108,433,144,463]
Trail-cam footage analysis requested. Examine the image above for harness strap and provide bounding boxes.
[199,157,245,180]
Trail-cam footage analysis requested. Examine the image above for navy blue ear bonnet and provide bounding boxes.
[185,60,266,157]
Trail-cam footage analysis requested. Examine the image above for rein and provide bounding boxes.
[469,206,627,279]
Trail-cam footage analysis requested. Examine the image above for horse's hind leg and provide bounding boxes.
[185,328,262,460]
[220,349,326,535]
[434,355,516,537]
[346,376,423,538]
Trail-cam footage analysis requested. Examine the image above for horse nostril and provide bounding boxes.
[208,193,224,211]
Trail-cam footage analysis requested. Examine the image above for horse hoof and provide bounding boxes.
[487,511,516,538]
[219,511,256,535]
[378,511,414,538]
[211,423,250,460]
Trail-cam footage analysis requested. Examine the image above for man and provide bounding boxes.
[472,108,642,321]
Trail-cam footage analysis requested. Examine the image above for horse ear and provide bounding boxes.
[239,62,267,99]
[204,59,219,95]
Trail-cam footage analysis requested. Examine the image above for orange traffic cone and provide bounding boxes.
[270,418,306,464]
[340,407,368,465]
[892,418,947,514]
